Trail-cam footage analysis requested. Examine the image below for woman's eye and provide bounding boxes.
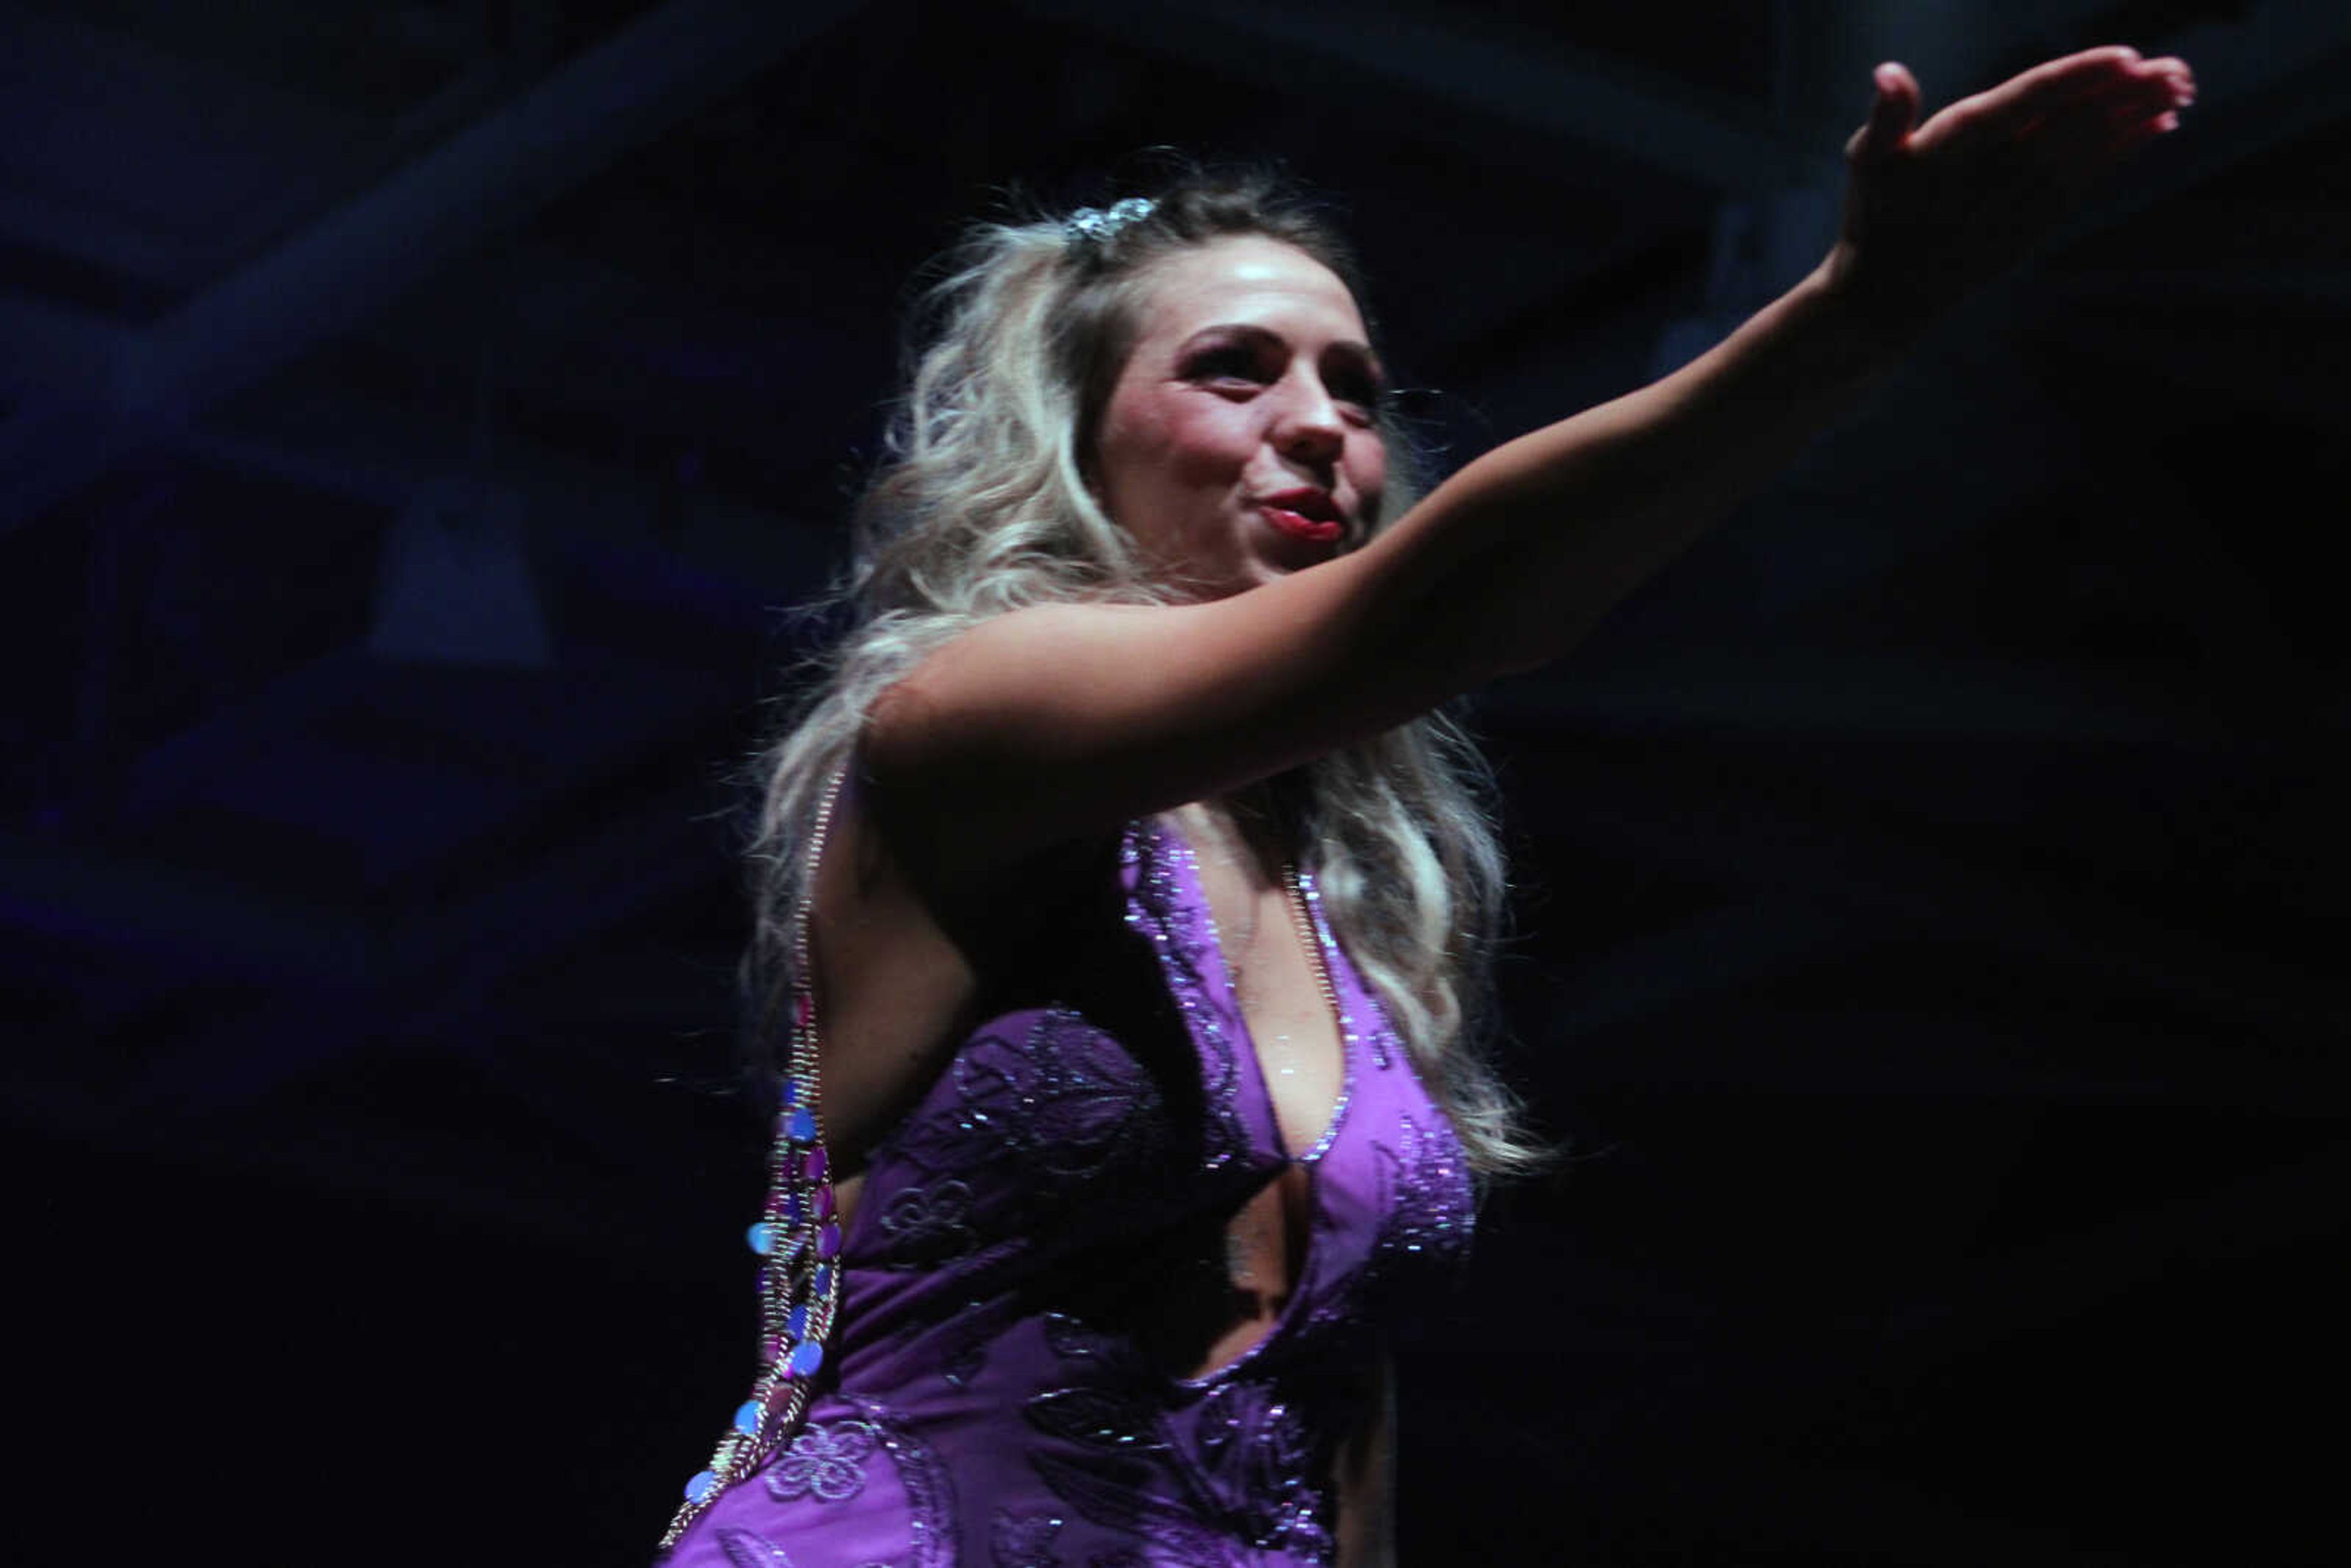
[1331,379,1382,420]
[1187,348,1267,383]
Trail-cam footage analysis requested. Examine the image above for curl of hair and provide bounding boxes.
[745,169,1545,1183]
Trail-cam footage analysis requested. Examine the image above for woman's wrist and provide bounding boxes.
[1787,242,1929,382]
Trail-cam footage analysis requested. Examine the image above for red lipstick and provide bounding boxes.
[1259,489,1344,544]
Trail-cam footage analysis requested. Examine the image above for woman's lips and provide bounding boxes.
[1258,503,1344,544]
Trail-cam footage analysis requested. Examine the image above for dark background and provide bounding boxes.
[7,1,2345,1562]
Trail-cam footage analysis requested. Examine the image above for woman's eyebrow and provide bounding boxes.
[1176,322,1381,367]
[1324,340,1387,384]
[1176,323,1280,354]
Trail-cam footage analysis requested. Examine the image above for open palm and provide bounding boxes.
[1824,45,2196,333]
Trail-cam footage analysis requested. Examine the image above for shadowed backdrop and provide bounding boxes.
[6,1,2344,1562]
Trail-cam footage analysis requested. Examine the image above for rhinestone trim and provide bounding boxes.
[1284,865,1358,1166]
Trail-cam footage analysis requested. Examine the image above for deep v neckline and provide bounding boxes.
[1159,811,1355,1165]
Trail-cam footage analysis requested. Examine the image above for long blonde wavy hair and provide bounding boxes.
[745,170,1543,1180]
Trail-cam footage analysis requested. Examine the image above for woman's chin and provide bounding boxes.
[1252,523,1344,577]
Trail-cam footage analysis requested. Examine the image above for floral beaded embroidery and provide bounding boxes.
[953,1008,1168,1183]
[844,1397,959,1568]
[1025,1384,1171,1452]
[1027,1448,1236,1567]
[1375,1110,1475,1271]
[711,1525,795,1566]
[763,1418,881,1504]
[877,1179,977,1261]
[1196,1379,1330,1556]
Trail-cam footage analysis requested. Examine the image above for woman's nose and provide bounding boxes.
[1274,380,1347,463]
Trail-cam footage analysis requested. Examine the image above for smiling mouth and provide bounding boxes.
[1260,505,1343,544]
[1258,494,1345,544]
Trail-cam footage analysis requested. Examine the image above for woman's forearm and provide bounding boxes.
[1374,257,1901,682]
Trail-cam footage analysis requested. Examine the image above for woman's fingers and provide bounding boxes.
[1847,61,1921,165]
[2030,62,2195,197]
[1929,45,2155,156]
[2022,73,2189,195]
[2075,58,2198,130]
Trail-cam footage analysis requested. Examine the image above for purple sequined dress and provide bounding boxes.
[664,811,1476,1567]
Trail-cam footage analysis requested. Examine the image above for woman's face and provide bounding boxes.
[1093,236,1387,599]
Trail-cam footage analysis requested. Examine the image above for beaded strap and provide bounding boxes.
[658,763,852,1551]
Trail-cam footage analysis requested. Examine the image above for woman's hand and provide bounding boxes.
[1820,45,2195,339]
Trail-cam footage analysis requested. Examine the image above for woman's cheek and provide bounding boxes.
[1169,428,1254,489]
[1354,441,1388,519]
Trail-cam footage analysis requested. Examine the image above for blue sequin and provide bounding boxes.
[684,1468,717,1503]
[734,1398,763,1435]
[787,1304,809,1338]
[790,1340,824,1376]
[813,1264,833,1295]
[787,1107,818,1143]
[745,1221,773,1256]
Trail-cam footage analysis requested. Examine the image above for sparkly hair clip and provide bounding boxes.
[1063,197,1156,255]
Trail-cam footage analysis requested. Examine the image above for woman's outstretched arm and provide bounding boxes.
[864,48,2194,882]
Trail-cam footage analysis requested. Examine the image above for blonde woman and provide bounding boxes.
[661,47,2195,1567]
